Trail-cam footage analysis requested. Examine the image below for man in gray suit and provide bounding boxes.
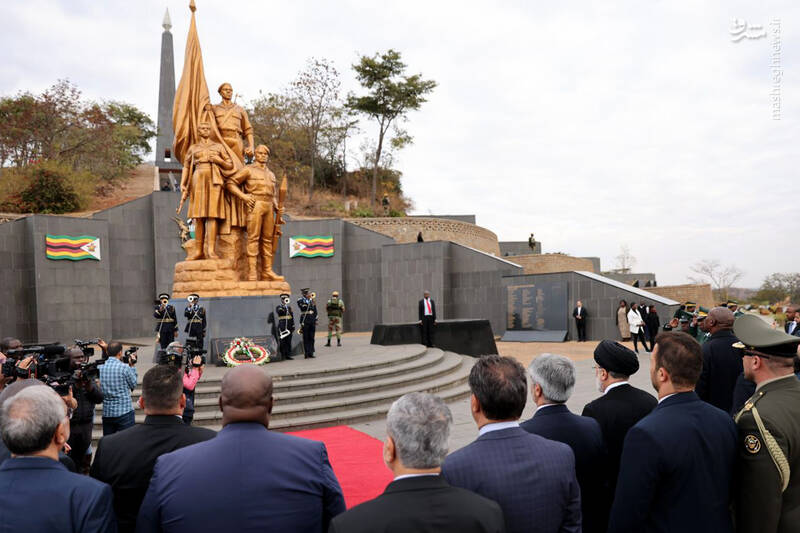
[442,355,581,533]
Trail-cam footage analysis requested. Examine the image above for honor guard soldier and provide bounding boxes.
[275,293,295,360]
[297,288,317,359]
[325,291,345,347]
[184,293,207,350]
[154,293,179,350]
[728,300,745,318]
[732,314,800,533]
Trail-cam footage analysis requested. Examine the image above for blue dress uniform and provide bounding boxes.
[154,293,178,350]
[732,315,800,533]
[184,294,207,350]
[297,289,317,359]
[275,294,295,360]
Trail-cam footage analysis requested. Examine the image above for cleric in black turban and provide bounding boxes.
[594,339,640,376]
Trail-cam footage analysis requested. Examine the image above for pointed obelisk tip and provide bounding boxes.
[162,8,172,31]
[189,0,196,13]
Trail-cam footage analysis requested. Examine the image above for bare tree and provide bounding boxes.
[615,245,637,274]
[291,58,341,202]
[689,259,744,301]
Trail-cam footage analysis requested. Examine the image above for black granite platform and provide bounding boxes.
[370,319,498,357]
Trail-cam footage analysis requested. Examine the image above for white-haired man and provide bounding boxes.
[521,353,606,533]
[0,385,115,531]
[329,392,505,533]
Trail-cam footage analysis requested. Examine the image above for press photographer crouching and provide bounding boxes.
[97,339,138,436]
[66,346,103,472]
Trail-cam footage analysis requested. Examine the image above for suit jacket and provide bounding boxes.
[521,405,606,533]
[785,320,800,336]
[90,414,216,533]
[0,456,115,532]
[419,298,437,321]
[442,426,581,533]
[136,422,345,533]
[581,383,656,497]
[695,329,741,413]
[328,474,505,533]
[644,311,660,335]
[572,306,587,320]
[608,392,737,533]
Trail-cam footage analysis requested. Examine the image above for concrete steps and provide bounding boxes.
[91,346,473,442]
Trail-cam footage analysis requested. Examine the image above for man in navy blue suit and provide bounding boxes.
[0,384,115,532]
[442,355,581,533]
[608,331,737,533]
[137,365,345,532]
[521,353,605,533]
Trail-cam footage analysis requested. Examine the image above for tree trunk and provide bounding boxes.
[372,129,385,211]
[341,135,347,201]
[308,149,315,203]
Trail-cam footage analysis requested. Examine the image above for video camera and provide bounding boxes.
[122,346,138,365]
[1,340,106,395]
[156,340,206,371]
[185,337,207,368]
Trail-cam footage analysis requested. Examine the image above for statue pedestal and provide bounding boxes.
[172,258,290,298]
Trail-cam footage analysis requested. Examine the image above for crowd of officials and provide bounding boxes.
[0,306,798,532]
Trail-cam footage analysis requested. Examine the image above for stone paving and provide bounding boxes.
[352,340,657,453]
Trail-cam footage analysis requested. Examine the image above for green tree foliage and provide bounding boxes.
[755,273,800,303]
[0,161,96,214]
[347,49,436,207]
[0,80,155,212]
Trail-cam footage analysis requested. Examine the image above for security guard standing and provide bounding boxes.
[154,292,178,350]
[325,291,346,347]
[184,293,207,350]
[732,314,800,533]
[275,293,295,360]
[297,288,317,359]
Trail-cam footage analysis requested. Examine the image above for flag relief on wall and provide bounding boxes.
[45,235,101,261]
[289,235,334,258]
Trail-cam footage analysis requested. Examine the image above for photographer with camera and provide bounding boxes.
[182,349,205,425]
[65,346,104,472]
[97,339,137,436]
[0,337,21,392]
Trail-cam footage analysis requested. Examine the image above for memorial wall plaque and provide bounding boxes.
[506,281,568,331]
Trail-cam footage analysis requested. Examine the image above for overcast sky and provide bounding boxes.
[2,1,796,287]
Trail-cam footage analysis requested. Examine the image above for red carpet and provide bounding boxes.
[288,426,393,508]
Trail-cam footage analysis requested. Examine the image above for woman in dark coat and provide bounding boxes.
[644,304,661,350]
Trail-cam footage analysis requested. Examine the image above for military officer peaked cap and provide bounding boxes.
[332,291,339,296]
[733,314,800,358]
[188,293,199,299]
[158,293,170,300]
[301,288,310,293]
[279,293,290,298]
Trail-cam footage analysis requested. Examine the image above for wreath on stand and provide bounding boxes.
[221,337,270,367]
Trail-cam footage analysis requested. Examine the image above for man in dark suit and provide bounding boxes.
[419,290,437,347]
[137,364,345,532]
[90,364,216,533]
[0,384,115,532]
[581,340,656,507]
[785,305,799,336]
[608,331,737,533]
[572,300,588,341]
[694,307,741,413]
[443,355,581,533]
[330,392,505,533]
[521,353,605,533]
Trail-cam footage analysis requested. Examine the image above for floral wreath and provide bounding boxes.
[221,337,270,366]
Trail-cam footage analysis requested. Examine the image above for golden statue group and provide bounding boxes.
[170,1,290,298]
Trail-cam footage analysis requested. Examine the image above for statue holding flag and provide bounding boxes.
[170,0,290,298]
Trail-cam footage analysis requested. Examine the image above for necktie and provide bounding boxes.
[426,299,431,314]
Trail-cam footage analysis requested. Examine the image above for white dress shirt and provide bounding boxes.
[478,421,520,436]
[603,381,629,395]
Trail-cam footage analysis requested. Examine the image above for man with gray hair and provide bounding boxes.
[521,354,606,533]
[329,392,505,533]
[0,385,115,532]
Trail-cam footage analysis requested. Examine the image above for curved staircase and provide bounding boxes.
[92,341,473,443]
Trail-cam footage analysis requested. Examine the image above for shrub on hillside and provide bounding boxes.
[0,161,95,214]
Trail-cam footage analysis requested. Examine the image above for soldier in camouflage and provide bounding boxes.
[325,291,345,347]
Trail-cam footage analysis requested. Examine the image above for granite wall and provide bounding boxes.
[380,242,449,324]
[342,224,393,332]
[501,271,679,341]
[28,216,112,342]
[0,218,36,342]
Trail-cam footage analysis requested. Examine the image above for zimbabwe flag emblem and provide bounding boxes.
[289,235,334,258]
[45,235,101,261]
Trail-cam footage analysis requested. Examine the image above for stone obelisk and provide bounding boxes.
[155,9,182,190]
